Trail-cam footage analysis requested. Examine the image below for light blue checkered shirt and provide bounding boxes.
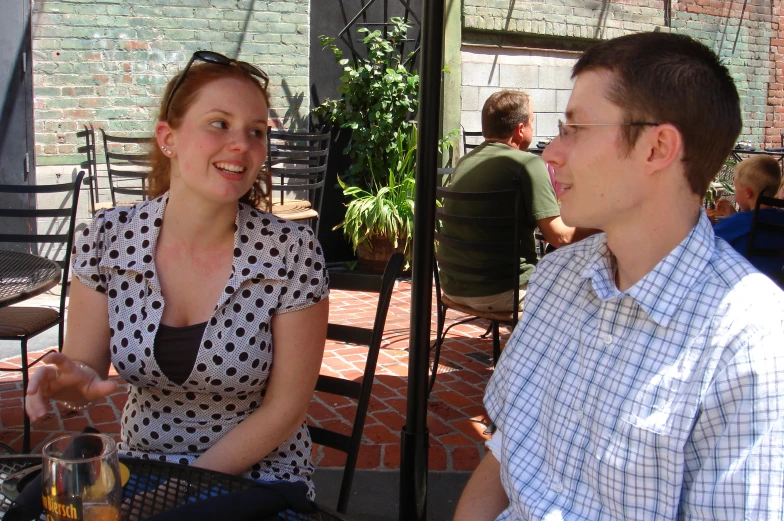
[485,211,784,520]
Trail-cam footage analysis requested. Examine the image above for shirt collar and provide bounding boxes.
[105,193,264,302]
[105,193,168,286]
[213,203,280,312]
[581,211,715,327]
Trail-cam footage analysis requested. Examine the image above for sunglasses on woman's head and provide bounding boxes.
[164,50,269,120]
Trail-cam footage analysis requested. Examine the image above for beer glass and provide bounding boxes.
[41,433,122,521]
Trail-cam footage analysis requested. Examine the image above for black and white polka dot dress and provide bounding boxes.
[71,193,328,498]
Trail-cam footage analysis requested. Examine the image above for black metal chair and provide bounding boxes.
[746,190,784,289]
[267,129,330,235]
[99,129,153,206]
[308,252,404,514]
[0,170,85,453]
[461,127,483,156]
[76,123,103,215]
[437,167,454,187]
[430,184,522,393]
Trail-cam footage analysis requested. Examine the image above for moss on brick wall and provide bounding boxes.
[32,0,310,164]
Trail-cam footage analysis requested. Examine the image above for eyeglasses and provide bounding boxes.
[557,120,660,141]
[164,51,269,120]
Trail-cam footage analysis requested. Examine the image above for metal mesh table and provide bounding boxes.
[0,456,352,521]
[0,251,61,307]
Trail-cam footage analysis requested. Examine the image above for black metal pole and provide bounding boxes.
[399,1,444,520]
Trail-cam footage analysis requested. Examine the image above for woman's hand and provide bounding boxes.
[25,352,118,422]
[716,198,737,217]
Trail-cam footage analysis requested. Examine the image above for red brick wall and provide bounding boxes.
[679,0,781,149]
[767,3,783,149]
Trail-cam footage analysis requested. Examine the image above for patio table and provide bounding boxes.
[0,455,352,521]
[729,148,784,166]
[0,250,61,308]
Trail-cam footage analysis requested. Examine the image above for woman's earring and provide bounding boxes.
[161,146,170,155]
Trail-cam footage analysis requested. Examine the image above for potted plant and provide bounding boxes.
[313,18,421,271]
[337,123,418,271]
[705,159,736,222]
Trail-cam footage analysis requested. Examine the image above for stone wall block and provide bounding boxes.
[556,89,571,113]
[461,87,481,113]
[499,65,539,89]
[528,89,556,113]
[462,62,500,87]
[538,66,573,90]
[460,110,483,132]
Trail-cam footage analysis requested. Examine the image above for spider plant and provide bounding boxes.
[335,124,417,254]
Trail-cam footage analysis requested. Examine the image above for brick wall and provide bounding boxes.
[31,0,310,165]
[461,0,780,148]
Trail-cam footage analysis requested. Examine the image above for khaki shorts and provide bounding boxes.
[444,283,528,313]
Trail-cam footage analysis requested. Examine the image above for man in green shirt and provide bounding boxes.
[438,90,592,312]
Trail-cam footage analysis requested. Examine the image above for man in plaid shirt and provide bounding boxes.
[455,32,784,521]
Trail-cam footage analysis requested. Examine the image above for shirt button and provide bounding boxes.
[551,481,564,493]
[574,409,584,423]
[603,334,613,344]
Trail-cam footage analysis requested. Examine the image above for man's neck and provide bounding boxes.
[484,137,523,149]
[605,201,701,292]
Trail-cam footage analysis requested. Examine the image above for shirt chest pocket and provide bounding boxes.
[584,391,697,517]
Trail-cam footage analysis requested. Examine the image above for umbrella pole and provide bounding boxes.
[400,1,444,520]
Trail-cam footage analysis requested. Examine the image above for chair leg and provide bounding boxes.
[479,321,494,339]
[59,319,65,352]
[491,321,501,367]
[21,338,31,454]
[428,302,448,394]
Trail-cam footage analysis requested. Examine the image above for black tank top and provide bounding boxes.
[153,322,208,386]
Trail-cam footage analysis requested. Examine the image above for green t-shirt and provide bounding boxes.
[437,142,561,297]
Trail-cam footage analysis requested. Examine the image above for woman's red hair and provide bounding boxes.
[147,62,271,210]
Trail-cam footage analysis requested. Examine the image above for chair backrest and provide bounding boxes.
[462,128,483,156]
[436,167,455,187]
[308,252,404,514]
[99,129,153,205]
[267,129,331,235]
[746,190,784,288]
[434,183,523,323]
[76,124,99,213]
[0,170,86,316]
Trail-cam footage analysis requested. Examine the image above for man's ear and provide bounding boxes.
[155,121,175,157]
[510,122,526,147]
[644,124,681,175]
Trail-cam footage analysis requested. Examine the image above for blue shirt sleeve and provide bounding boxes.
[713,212,754,257]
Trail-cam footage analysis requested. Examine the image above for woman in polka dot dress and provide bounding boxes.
[26,52,329,499]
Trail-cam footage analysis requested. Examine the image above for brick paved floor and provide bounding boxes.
[0,280,511,472]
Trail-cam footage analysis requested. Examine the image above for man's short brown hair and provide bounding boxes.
[481,90,530,140]
[735,155,782,197]
[573,32,742,196]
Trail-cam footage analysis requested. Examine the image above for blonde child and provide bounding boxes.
[714,154,784,282]
[716,154,781,215]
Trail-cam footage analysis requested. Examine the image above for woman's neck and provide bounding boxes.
[161,184,238,249]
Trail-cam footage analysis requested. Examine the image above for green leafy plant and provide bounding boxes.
[335,124,456,256]
[313,18,419,191]
[706,159,737,207]
[314,18,457,259]
[336,123,418,254]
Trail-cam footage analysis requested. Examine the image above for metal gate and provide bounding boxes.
[0,0,35,240]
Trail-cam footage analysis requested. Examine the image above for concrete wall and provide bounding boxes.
[31,0,311,166]
[460,46,579,146]
[458,0,780,149]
